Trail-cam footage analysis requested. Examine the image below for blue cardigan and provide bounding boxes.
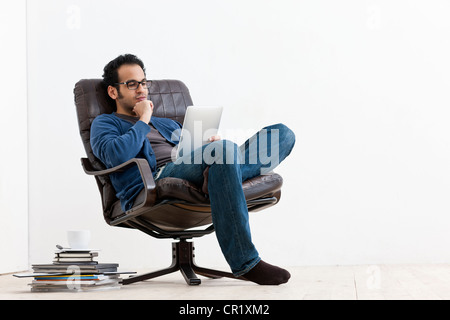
[90,113,182,211]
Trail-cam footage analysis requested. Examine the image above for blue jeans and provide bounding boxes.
[156,123,296,276]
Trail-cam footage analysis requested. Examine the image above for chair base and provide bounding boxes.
[121,239,246,286]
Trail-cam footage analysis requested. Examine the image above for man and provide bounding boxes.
[91,54,296,285]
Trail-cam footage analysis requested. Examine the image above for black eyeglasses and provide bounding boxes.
[115,79,151,90]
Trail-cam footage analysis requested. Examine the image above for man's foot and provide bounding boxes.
[241,260,291,285]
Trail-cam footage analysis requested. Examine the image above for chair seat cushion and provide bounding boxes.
[110,173,283,219]
[156,173,283,203]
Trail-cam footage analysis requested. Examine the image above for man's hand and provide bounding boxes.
[133,100,154,124]
[209,135,221,142]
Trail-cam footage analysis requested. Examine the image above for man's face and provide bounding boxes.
[109,64,148,116]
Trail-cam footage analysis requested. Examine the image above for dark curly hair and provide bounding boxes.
[102,54,146,106]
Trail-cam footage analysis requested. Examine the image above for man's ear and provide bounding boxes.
[107,85,118,100]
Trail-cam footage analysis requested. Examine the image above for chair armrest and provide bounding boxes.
[81,157,157,209]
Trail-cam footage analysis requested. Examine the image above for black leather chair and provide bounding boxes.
[74,79,284,285]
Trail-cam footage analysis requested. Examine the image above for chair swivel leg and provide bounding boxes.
[177,240,201,285]
[181,240,245,281]
[121,258,178,285]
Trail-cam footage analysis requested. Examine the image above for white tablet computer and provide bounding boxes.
[175,106,223,159]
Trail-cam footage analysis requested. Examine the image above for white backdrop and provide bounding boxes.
[0,0,28,274]
[25,0,450,271]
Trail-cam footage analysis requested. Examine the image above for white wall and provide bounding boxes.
[26,0,450,271]
[0,0,28,273]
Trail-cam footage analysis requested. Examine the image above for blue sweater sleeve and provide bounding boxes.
[90,115,151,168]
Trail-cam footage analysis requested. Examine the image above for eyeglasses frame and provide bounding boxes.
[115,79,152,90]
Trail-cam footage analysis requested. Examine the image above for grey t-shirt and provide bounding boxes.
[114,113,175,169]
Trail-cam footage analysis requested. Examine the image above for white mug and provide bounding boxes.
[67,230,91,249]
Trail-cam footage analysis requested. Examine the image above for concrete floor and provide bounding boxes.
[2,264,450,300]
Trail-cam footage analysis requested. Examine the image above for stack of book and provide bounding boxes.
[16,248,132,292]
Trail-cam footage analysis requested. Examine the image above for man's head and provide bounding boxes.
[102,54,149,115]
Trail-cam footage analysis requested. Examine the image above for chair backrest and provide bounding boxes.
[74,79,194,217]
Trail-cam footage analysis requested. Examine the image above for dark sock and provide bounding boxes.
[241,260,291,285]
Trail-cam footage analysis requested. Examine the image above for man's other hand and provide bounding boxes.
[208,135,221,142]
